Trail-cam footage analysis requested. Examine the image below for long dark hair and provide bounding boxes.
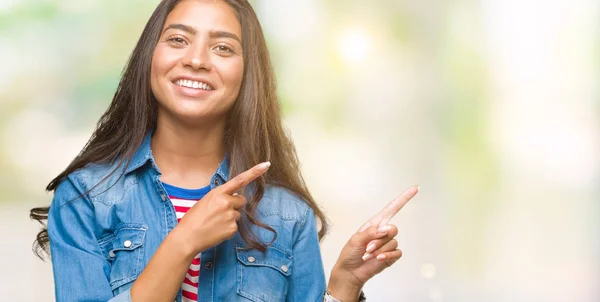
[30,0,329,259]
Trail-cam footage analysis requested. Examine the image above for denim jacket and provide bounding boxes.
[47,134,327,301]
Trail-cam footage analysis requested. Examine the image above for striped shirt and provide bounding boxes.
[162,182,211,302]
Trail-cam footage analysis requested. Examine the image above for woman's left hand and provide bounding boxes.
[327,186,419,301]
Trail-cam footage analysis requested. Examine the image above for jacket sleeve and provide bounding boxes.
[48,177,132,302]
[286,206,327,302]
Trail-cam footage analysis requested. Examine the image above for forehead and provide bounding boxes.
[164,0,241,35]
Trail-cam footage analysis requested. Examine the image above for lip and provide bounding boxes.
[171,76,216,98]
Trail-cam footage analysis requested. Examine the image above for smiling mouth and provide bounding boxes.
[174,79,215,91]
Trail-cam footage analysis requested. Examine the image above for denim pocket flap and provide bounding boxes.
[98,224,147,259]
[235,245,292,276]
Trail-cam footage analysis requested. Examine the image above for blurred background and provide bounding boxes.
[1,0,598,301]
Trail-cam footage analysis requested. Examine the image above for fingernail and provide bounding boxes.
[366,242,376,253]
[259,162,271,169]
[233,193,239,196]
[377,254,387,261]
[378,225,392,234]
[362,252,373,261]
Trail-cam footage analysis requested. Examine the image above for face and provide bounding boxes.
[151,0,244,126]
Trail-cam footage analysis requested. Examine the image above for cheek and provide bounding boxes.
[150,46,179,101]
[151,46,179,81]
[222,59,244,91]
[151,49,165,79]
[150,51,163,92]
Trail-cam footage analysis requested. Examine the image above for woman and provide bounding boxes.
[30,0,418,301]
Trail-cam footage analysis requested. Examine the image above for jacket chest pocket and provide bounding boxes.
[235,244,292,302]
[98,224,147,290]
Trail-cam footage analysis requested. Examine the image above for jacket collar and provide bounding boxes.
[125,132,230,184]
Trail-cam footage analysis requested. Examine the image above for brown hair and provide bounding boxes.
[30,0,328,259]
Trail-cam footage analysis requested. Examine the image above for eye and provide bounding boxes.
[166,35,187,45]
[213,43,233,53]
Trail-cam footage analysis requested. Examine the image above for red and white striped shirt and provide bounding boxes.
[163,183,211,302]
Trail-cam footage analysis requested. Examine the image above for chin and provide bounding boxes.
[168,107,228,126]
[156,92,233,126]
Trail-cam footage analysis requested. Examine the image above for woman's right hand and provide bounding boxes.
[173,161,271,256]
[131,162,271,301]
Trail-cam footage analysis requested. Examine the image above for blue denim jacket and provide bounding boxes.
[47,134,327,301]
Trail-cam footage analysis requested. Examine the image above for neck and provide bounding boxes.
[151,116,226,189]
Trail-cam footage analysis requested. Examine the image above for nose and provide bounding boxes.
[182,42,213,71]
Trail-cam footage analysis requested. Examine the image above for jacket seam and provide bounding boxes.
[56,172,92,207]
[298,205,310,231]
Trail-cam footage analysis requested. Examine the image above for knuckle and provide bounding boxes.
[217,199,230,210]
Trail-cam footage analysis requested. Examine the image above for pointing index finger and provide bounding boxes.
[219,162,271,195]
[375,186,419,225]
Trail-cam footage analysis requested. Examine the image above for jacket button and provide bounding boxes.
[247,256,255,263]
[213,178,220,186]
[123,240,132,248]
[204,262,213,269]
[109,250,116,258]
[281,265,288,273]
[161,194,167,201]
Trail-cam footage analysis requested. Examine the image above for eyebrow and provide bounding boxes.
[210,31,241,44]
[162,23,241,44]
[163,23,196,35]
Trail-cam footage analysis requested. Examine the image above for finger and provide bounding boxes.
[372,186,419,226]
[375,248,402,263]
[362,228,398,261]
[219,162,271,194]
[233,210,242,222]
[364,238,397,261]
[351,225,396,248]
[363,225,399,254]
[373,239,398,255]
[357,221,371,233]
[229,194,247,210]
[357,186,419,233]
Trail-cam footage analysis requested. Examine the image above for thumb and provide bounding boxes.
[350,224,396,247]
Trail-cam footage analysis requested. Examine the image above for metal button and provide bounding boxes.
[123,240,132,248]
[213,178,220,186]
[281,265,288,273]
[204,262,213,269]
[108,250,116,258]
[247,256,255,263]
[161,193,166,201]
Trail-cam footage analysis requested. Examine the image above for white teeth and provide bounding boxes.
[176,79,213,90]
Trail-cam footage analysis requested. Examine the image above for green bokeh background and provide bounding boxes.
[1,0,598,301]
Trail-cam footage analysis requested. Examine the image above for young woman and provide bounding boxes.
[30,0,418,301]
